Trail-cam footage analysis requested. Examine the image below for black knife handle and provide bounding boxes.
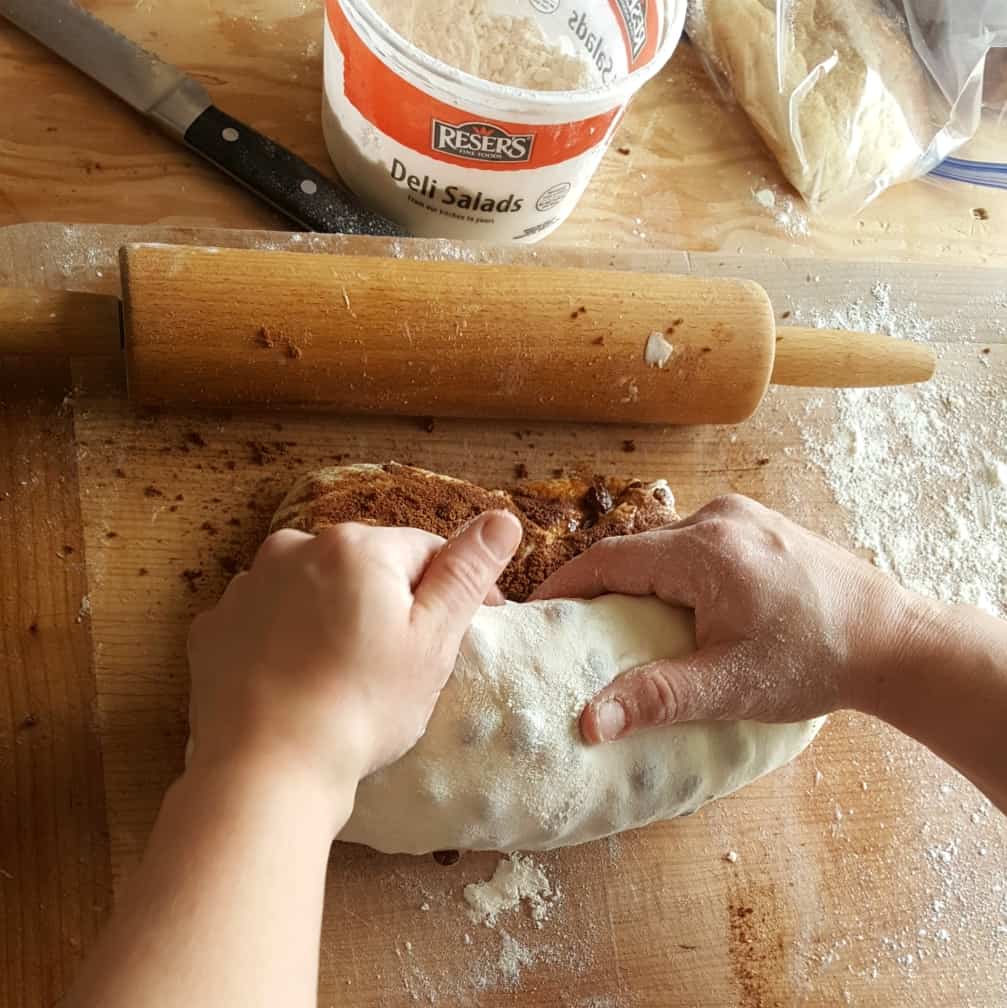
[183,105,406,237]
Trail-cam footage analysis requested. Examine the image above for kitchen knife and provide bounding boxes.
[0,0,405,237]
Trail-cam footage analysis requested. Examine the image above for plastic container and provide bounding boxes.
[322,0,685,243]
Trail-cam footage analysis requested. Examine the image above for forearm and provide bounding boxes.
[68,757,353,1008]
[858,596,1007,812]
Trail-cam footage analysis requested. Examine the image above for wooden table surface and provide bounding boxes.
[1,3,1006,1008]
[0,0,1005,261]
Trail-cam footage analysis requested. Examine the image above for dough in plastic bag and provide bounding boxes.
[689,0,1007,209]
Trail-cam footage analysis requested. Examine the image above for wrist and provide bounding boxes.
[179,746,359,843]
[846,583,953,717]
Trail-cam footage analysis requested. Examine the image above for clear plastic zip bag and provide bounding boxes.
[686,0,1007,211]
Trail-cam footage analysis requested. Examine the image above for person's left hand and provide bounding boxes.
[186,511,523,814]
[530,494,915,743]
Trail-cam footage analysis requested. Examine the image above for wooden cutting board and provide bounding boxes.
[1,222,1004,1008]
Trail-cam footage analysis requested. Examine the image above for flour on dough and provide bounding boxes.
[341,595,823,854]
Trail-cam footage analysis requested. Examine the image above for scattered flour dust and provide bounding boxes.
[369,0,592,90]
[752,186,810,237]
[463,853,558,927]
[395,854,599,1001]
[495,930,536,985]
[795,282,1006,616]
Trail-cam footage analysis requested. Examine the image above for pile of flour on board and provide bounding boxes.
[395,854,605,999]
[370,0,592,90]
[794,282,1006,615]
[463,853,558,928]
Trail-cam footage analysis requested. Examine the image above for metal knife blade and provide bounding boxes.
[0,0,211,135]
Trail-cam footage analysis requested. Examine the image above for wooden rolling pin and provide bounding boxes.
[2,244,936,424]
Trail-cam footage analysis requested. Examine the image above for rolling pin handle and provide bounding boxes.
[770,327,937,388]
[0,288,122,356]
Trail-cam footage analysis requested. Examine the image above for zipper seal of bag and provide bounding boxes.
[930,156,1007,190]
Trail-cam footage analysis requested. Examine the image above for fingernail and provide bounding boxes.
[478,512,522,564]
[595,699,626,742]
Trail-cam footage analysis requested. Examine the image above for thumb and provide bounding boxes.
[580,644,752,744]
[413,510,522,635]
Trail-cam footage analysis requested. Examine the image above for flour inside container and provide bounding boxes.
[369,0,594,90]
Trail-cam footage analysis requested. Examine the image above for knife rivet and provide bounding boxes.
[222,127,240,143]
[300,179,319,195]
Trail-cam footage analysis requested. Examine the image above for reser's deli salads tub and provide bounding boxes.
[323,0,686,243]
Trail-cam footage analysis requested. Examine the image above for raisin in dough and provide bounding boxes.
[272,464,824,853]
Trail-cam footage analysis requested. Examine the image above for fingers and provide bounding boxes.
[365,527,448,588]
[531,496,771,604]
[580,643,757,744]
[413,510,522,637]
[252,527,312,568]
[530,530,700,608]
[309,524,447,591]
[529,535,654,600]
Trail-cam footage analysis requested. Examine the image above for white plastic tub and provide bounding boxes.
[322,0,685,243]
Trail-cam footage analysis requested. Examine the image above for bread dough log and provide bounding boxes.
[341,595,824,854]
[271,462,822,853]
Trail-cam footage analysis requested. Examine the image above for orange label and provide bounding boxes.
[326,0,621,172]
[606,0,661,70]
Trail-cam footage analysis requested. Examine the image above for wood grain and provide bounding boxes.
[0,357,111,1008]
[117,246,936,418]
[70,393,1006,1008]
[0,287,120,355]
[0,1,1004,262]
[770,327,936,388]
[120,245,776,423]
[2,224,1000,1007]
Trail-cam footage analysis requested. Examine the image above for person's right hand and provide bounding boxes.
[531,494,938,744]
[186,510,523,827]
